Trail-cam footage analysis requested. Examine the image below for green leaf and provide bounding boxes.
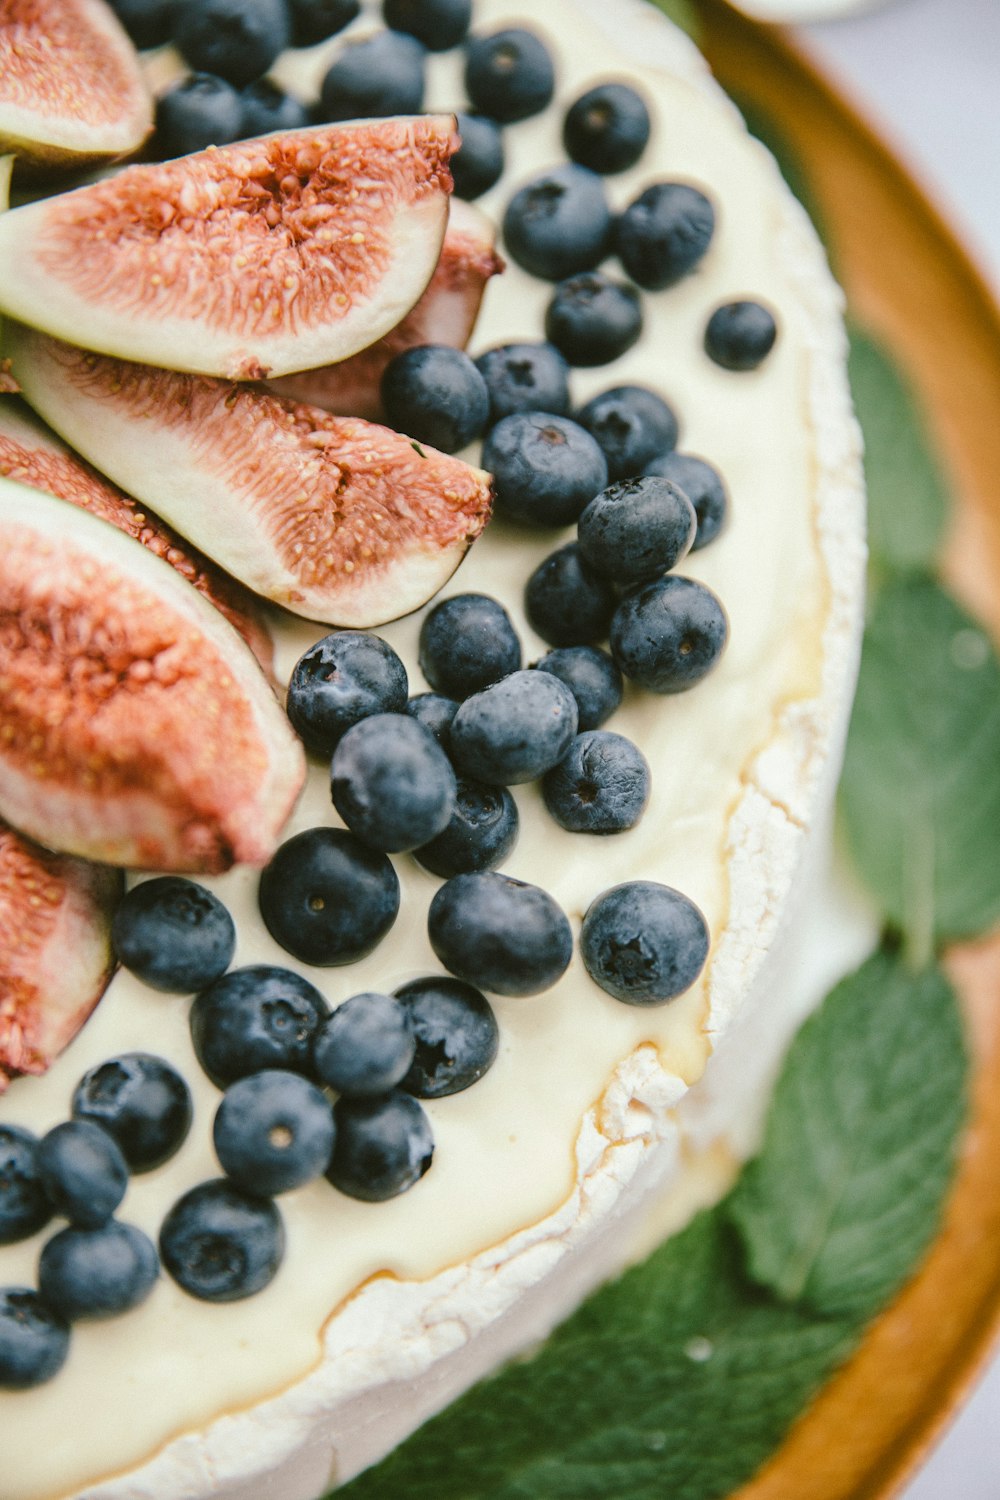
[729,947,967,1320]
[840,576,1000,943]
[647,0,700,42]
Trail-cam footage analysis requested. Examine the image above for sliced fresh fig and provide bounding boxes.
[0,396,273,672]
[0,816,121,1091]
[0,116,457,379]
[0,0,152,171]
[269,198,504,421]
[10,327,494,627]
[0,475,306,873]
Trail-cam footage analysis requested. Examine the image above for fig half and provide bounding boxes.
[0,475,306,873]
[0,116,457,379]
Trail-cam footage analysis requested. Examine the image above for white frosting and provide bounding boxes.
[0,1,866,1495]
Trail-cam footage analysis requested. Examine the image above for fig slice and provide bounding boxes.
[0,0,152,172]
[0,116,457,379]
[0,396,274,673]
[269,198,504,422]
[10,326,494,627]
[0,816,121,1092]
[0,474,306,873]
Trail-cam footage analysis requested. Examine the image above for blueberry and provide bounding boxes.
[644,451,728,551]
[524,543,616,648]
[395,976,498,1097]
[503,165,611,282]
[576,385,678,482]
[464,27,554,124]
[610,576,728,694]
[106,0,175,49]
[534,646,622,730]
[542,731,650,835]
[0,1289,69,1389]
[288,0,359,48]
[705,300,778,371]
[449,671,578,786]
[287,630,408,757]
[578,476,697,586]
[483,413,607,527]
[384,0,471,50]
[112,876,235,993]
[546,273,643,368]
[380,346,490,453]
[174,0,289,87]
[190,966,330,1088]
[37,1122,128,1230]
[451,113,505,201]
[320,30,425,120]
[313,992,415,1097]
[39,1222,158,1322]
[331,713,457,853]
[414,780,518,877]
[258,828,400,965]
[407,692,459,748]
[239,79,311,137]
[155,74,244,158]
[418,594,521,700]
[72,1054,192,1173]
[327,1092,433,1201]
[160,1180,284,1302]
[580,881,709,1004]
[474,342,570,427]
[563,82,651,175]
[428,872,572,996]
[0,1127,51,1245]
[616,183,715,291]
[214,1071,335,1195]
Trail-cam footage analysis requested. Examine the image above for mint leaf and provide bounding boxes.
[840,577,1000,943]
[647,0,700,41]
[729,947,967,1320]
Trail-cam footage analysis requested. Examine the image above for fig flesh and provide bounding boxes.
[0,0,152,172]
[0,117,458,379]
[0,475,306,873]
[10,327,494,627]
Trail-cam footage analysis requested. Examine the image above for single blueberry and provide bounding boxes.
[428,872,572,996]
[190,966,331,1088]
[610,576,728,694]
[214,1071,336,1195]
[524,543,616,648]
[580,881,710,1004]
[474,342,570,426]
[395,976,499,1097]
[331,713,457,853]
[503,164,611,282]
[577,476,697,586]
[381,346,490,453]
[563,82,651,175]
[239,79,311,137]
[451,113,505,201]
[616,182,716,291]
[450,671,578,786]
[414,780,519,877]
[313,992,415,1097]
[287,630,408,757]
[534,646,623,730]
[107,0,175,49]
[483,413,608,527]
[576,385,679,482]
[112,876,235,993]
[319,30,425,120]
[542,731,650,835]
[155,74,244,158]
[384,0,471,50]
[406,692,459,749]
[173,0,289,87]
[418,594,522,700]
[39,1222,159,1322]
[328,1092,434,1201]
[72,1054,192,1173]
[258,828,400,965]
[37,1122,129,1230]
[705,300,778,371]
[288,0,360,48]
[644,451,728,551]
[546,273,643,367]
[0,1126,51,1246]
[0,1289,69,1390]
[160,1180,284,1302]
[464,27,554,124]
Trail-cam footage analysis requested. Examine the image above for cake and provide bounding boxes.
[0,1,867,1496]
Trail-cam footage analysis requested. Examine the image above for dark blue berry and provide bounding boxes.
[0,1289,69,1389]
[418,593,521,699]
[534,646,622,730]
[524,542,616,648]
[616,182,715,291]
[578,476,696,586]
[288,0,359,48]
[331,713,457,853]
[0,1127,51,1245]
[39,1222,158,1322]
[546,273,643,367]
[563,82,651,175]
[155,74,244,158]
[396,976,498,1097]
[581,881,709,1004]
[258,828,400,965]
[287,630,408,756]
[320,30,425,120]
[610,576,728,694]
[450,671,578,786]
[72,1054,192,1173]
[576,385,678,482]
[107,0,175,49]
[37,1122,128,1230]
[213,1071,335,1195]
[313,992,415,1096]
[474,342,570,426]
[644,451,728,551]
[464,27,554,124]
[239,79,310,137]
[414,780,518,877]
[428,872,572,996]
[451,113,505,201]
[483,413,607,527]
[160,1180,284,1301]
[174,0,289,87]
[384,0,471,50]
[503,165,611,282]
[380,346,490,453]
[542,731,650,834]
[190,966,330,1088]
[407,692,459,748]
[705,300,778,371]
[328,1092,433,1201]
[112,876,235,993]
